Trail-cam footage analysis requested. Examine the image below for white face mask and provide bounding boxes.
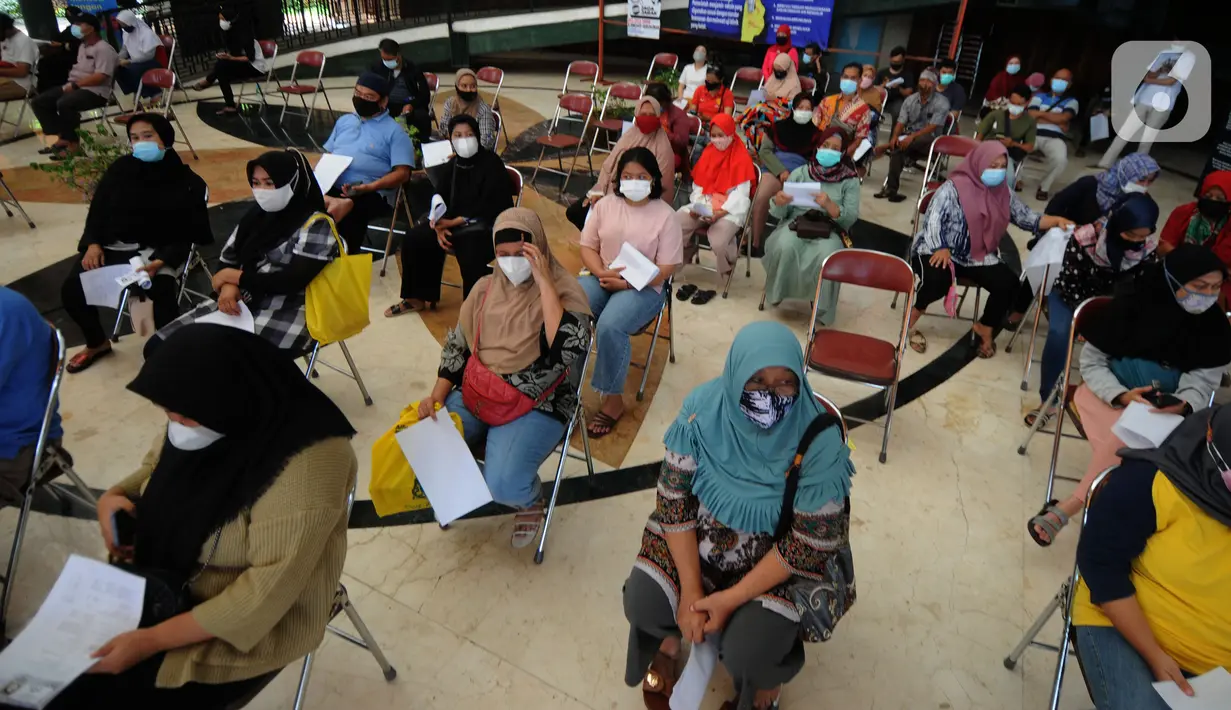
[452,135,479,159]
[219,19,231,31]
[1122,181,1149,194]
[621,179,652,202]
[1007,104,1025,116]
[792,109,813,124]
[252,172,297,212]
[497,255,533,285]
[167,421,226,451]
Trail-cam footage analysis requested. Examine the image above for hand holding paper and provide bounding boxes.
[429,194,447,226]
[394,406,491,525]
[608,242,660,291]
[783,181,823,207]
[1112,401,1185,450]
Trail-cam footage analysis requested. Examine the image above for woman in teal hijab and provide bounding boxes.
[622,321,855,710]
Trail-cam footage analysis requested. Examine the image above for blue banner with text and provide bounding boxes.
[688,0,835,49]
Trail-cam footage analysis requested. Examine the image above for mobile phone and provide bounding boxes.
[111,509,136,548]
[1142,389,1183,409]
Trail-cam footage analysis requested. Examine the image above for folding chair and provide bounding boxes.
[176,244,214,307]
[646,52,678,82]
[78,75,123,136]
[729,66,764,110]
[292,479,396,709]
[0,60,35,139]
[1002,467,1114,710]
[278,51,332,127]
[799,76,816,95]
[112,69,199,159]
[589,81,642,160]
[424,71,439,131]
[805,249,914,463]
[365,185,416,278]
[629,276,676,402]
[0,326,98,636]
[235,40,280,110]
[492,109,504,153]
[155,35,191,106]
[303,340,374,407]
[1004,264,1051,389]
[528,93,594,201]
[0,171,35,229]
[560,60,599,98]
[814,391,849,443]
[441,166,523,291]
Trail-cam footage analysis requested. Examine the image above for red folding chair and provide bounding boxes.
[561,60,599,97]
[111,69,198,159]
[529,93,594,201]
[476,66,510,151]
[806,249,915,463]
[799,76,816,95]
[589,81,642,159]
[424,71,439,131]
[278,50,332,127]
[234,40,279,110]
[507,164,524,207]
[729,66,764,109]
[646,52,679,82]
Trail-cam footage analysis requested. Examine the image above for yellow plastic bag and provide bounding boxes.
[304,214,372,345]
[369,401,464,518]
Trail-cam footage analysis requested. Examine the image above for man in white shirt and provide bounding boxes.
[0,13,38,101]
[1099,47,1195,168]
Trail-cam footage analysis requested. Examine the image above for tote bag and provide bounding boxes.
[304,214,372,345]
[369,401,465,517]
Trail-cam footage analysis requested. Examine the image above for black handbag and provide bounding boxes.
[790,210,853,248]
[773,414,857,643]
[117,529,221,628]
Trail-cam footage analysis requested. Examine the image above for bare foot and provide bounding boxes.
[754,687,781,710]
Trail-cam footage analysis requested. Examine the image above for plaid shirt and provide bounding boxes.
[438,97,497,151]
[157,215,338,352]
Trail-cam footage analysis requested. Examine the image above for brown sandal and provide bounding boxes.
[66,347,113,374]
[587,410,621,439]
[642,651,678,709]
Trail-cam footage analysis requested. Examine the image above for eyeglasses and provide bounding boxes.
[1204,412,1231,492]
[745,380,799,397]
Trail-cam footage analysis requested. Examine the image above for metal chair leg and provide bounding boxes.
[666,290,675,363]
[0,478,37,633]
[338,593,397,681]
[535,408,578,565]
[291,651,314,710]
[337,341,373,406]
[637,307,665,402]
[1003,582,1067,670]
[1017,379,1062,455]
[111,289,131,342]
[878,379,899,464]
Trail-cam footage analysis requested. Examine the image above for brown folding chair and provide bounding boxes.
[561,60,599,98]
[589,81,643,159]
[729,66,764,109]
[112,69,198,159]
[235,40,280,110]
[646,52,679,82]
[805,249,915,463]
[278,50,332,127]
[529,93,594,201]
[799,76,816,95]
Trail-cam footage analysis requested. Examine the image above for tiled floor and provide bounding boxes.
[0,67,1205,709]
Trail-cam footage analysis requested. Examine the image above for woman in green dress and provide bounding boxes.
[761,126,861,325]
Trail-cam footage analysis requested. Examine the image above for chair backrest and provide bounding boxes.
[609,81,643,103]
[916,181,944,216]
[557,93,593,119]
[1071,296,1112,341]
[733,66,762,85]
[139,68,177,92]
[563,60,599,94]
[799,76,816,93]
[685,113,703,136]
[820,248,915,294]
[813,392,848,443]
[929,135,977,159]
[157,35,174,69]
[647,52,678,81]
[259,40,278,64]
[296,50,326,68]
[506,166,523,206]
[424,71,438,92]
[476,66,504,88]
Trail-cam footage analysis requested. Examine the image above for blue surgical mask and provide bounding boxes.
[1166,267,1219,314]
[815,148,842,168]
[940,73,955,86]
[131,141,165,162]
[739,390,796,430]
[1006,63,1021,75]
[70,24,84,39]
[694,51,706,63]
[981,168,1007,187]
[839,78,857,95]
[382,58,398,69]
[802,53,813,64]
[1050,78,1068,93]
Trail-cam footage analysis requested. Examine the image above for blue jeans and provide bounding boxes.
[579,275,665,396]
[1038,289,1075,402]
[1075,625,1189,710]
[444,390,565,509]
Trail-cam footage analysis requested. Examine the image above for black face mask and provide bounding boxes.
[705,80,721,91]
[1198,197,1230,222]
[121,25,134,33]
[457,89,478,103]
[776,35,788,46]
[890,61,904,71]
[773,70,788,80]
[352,96,382,117]
[1120,237,1146,252]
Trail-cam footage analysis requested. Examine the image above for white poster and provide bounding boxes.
[628,0,662,40]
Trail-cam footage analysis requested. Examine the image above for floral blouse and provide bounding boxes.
[911,181,1041,267]
[438,312,592,424]
[634,451,852,621]
[1053,224,1156,309]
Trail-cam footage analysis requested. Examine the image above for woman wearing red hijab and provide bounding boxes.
[760,24,799,81]
[980,53,1023,117]
[1159,170,1231,301]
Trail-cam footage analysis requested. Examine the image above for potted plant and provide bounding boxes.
[30,123,128,200]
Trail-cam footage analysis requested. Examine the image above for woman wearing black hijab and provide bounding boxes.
[750,92,820,252]
[191,3,268,115]
[60,113,211,374]
[151,150,338,355]
[385,114,513,316]
[51,325,356,707]
[1029,244,1231,545]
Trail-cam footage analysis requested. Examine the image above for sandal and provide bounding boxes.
[675,284,698,301]
[587,410,621,439]
[510,506,544,549]
[216,106,239,116]
[643,650,678,710]
[66,347,113,374]
[690,289,717,305]
[909,330,927,354]
[191,79,210,91]
[1023,405,1056,429]
[384,299,432,317]
[1028,499,1070,547]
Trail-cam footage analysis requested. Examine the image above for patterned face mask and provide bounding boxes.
[738,389,796,429]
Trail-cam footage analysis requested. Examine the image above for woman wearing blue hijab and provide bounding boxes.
[622,322,855,710]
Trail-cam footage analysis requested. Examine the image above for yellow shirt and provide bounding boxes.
[1073,472,1231,674]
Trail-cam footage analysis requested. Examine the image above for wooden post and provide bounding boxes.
[948,0,968,59]
[598,0,606,81]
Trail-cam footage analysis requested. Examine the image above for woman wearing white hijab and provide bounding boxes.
[114,9,163,99]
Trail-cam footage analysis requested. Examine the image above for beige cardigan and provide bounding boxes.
[116,435,357,688]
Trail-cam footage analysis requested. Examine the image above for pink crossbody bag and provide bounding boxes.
[943,262,960,318]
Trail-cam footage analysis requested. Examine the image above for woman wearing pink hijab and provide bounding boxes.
[905,142,1074,357]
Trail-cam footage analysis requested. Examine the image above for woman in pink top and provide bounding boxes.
[761,24,799,80]
[579,147,684,438]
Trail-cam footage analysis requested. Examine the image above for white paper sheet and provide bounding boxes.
[853,137,873,162]
[78,264,135,308]
[194,302,256,333]
[1089,113,1111,143]
[394,405,492,525]
[689,203,713,218]
[429,194,447,225]
[608,241,660,292]
[621,120,633,137]
[421,140,454,168]
[313,153,353,194]
[669,632,720,710]
[885,77,905,89]
[1112,401,1185,450]
[1153,667,1231,709]
[745,89,766,106]
[784,181,823,207]
[0,556,145,709]
[1023,226,1073,296]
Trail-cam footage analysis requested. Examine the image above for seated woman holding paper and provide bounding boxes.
[51,325,356,708]
[623,322,855,710]
[749,93,819,254]
[735,53,801,153]
[565,96,676,232]
[149,150,337,356]
[1019,194,1161,430]
[1028,245,1230,546]
[579,147,683,439]
[761,127,861,326]
[906,142,1072,358]
[59,113,211,374]
[676,113,758,298]
[387,115,513,315]
[1069,411,1231,709]
[417,208,592,548]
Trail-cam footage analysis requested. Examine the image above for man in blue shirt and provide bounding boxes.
[322,72,415,251]
[1027,67,1079,201]
[0,287,63,506]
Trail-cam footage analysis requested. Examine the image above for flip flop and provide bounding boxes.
[384,300,432,318]
[642,651,678,710]
[690,289,717,305]
[1028,500,1070,547]
[587,410,621,439]
[675,284,698,301]
[976,340,997,359]
[66,347,113,374]
[909,330,927,354]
